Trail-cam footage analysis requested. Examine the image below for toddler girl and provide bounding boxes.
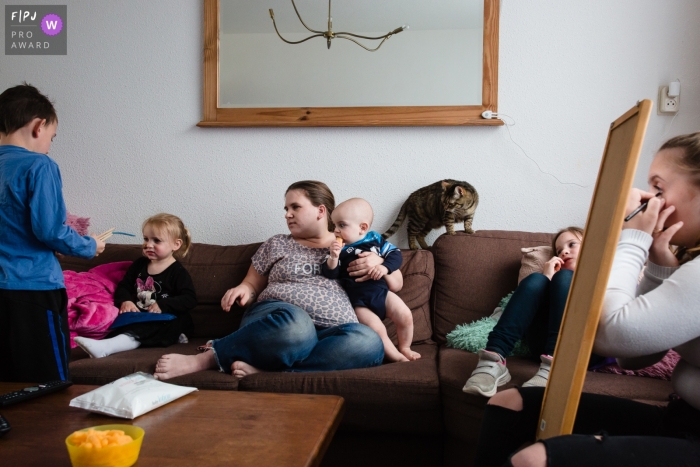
[74,213,197,358]
[463,226,601,396]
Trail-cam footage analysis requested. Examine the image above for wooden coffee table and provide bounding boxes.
[0,382,344,466]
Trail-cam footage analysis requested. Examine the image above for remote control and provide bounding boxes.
[0,414,10,436]
[0,380,72,407]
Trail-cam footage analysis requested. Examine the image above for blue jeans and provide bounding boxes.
[210,300,384,372]
[486,270,573,359]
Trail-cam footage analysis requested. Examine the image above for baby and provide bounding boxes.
[322,198,420,362]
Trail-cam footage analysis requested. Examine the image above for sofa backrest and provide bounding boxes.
[430,230,552,345]
[59,242,435,343]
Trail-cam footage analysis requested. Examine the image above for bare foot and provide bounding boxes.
[384,346,409,363]
[231,361,262,379]
[154,352,215,380]
[399,347,421,361]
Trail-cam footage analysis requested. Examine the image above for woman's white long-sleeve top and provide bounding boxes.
[595,229,700,410]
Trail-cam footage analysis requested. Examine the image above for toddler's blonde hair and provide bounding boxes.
[143,213,192,259]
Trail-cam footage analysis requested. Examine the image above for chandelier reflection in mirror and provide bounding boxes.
[268,0,408,51]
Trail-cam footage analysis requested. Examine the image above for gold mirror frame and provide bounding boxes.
[198,0,501,127]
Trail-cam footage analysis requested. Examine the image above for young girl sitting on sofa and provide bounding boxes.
[75,213,197,358]
[463,226,602,397]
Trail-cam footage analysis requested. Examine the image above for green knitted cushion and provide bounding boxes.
[445,292,531,357]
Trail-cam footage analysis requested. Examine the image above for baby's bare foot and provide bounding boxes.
[231,361,261,379]
[384,347,409,363]
[399,347,421,361]
[154,352,214,380]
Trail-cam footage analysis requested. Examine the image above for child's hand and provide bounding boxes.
[368,265,389,281]
[90,234,106,256]
[147,302,162,313]
[542,257,564,279]
[119,301,139,314]
[329,240,342,259]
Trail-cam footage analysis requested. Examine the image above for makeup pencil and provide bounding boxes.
[624,192,662,222]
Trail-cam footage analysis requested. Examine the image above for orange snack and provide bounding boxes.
[335,236,344,246]
[68,428,133,449]
[66,424,144,467]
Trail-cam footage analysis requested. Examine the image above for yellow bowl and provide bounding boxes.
[65,424,145,467]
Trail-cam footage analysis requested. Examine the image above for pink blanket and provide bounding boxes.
[593,349,681,381]
[64,261,132,347]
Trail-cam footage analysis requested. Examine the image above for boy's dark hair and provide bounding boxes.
[0,83,57,135]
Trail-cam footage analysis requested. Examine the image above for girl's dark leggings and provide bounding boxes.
[474,387,700,467]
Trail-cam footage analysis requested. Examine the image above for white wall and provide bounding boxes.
[1,0,699,248]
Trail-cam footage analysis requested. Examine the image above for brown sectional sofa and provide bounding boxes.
[61,230,673,467]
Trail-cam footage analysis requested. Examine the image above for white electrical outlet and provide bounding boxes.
[658,86,680,115]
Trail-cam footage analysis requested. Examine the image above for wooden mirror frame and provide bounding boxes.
[537,99,653,439]
[198,0,501,127]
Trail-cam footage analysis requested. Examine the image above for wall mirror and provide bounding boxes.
[199,0,500,127]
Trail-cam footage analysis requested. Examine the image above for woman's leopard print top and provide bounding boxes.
[252,234,357,327]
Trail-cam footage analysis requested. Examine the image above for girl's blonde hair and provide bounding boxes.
[551,226,584,254]
[143,213,192,259]
[659,132,700,261]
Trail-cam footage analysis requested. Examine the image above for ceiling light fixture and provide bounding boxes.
[269,0,408,51]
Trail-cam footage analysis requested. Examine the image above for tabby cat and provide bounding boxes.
[382,179,479,250]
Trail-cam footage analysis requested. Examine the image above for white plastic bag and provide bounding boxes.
[69,372,198,419]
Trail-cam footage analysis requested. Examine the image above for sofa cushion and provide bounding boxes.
[431,231,552,345]
[238,342,442,434]
[390,249,434,344]
[518,245,553,283]
[438,347,674,442]
[69,338,239,390]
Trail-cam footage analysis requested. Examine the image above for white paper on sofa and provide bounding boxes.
[69,372,198,419]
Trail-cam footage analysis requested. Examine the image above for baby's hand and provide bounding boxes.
[368,265,388,281]
[542,257,564,279]
[329,240,343,259]
[147,302,162,314]
[119,301,139,314]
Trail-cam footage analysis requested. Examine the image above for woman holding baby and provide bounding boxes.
[154,180,385,380]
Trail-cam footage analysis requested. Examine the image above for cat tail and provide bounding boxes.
[382,200,409,240]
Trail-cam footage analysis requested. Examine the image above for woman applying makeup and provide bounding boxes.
[473,133,700,467]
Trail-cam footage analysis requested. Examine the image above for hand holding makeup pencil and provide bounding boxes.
[623,189,665,233]
[624,188,683,267]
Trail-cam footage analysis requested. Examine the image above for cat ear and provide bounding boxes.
[441,180,450,190]
[145,277,154,289]
[136,278,144,289]
[452,186,465,199]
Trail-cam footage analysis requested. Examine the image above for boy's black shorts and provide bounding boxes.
[0,288,71,383]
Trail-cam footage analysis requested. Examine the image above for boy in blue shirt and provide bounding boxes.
[0,84,106,382]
